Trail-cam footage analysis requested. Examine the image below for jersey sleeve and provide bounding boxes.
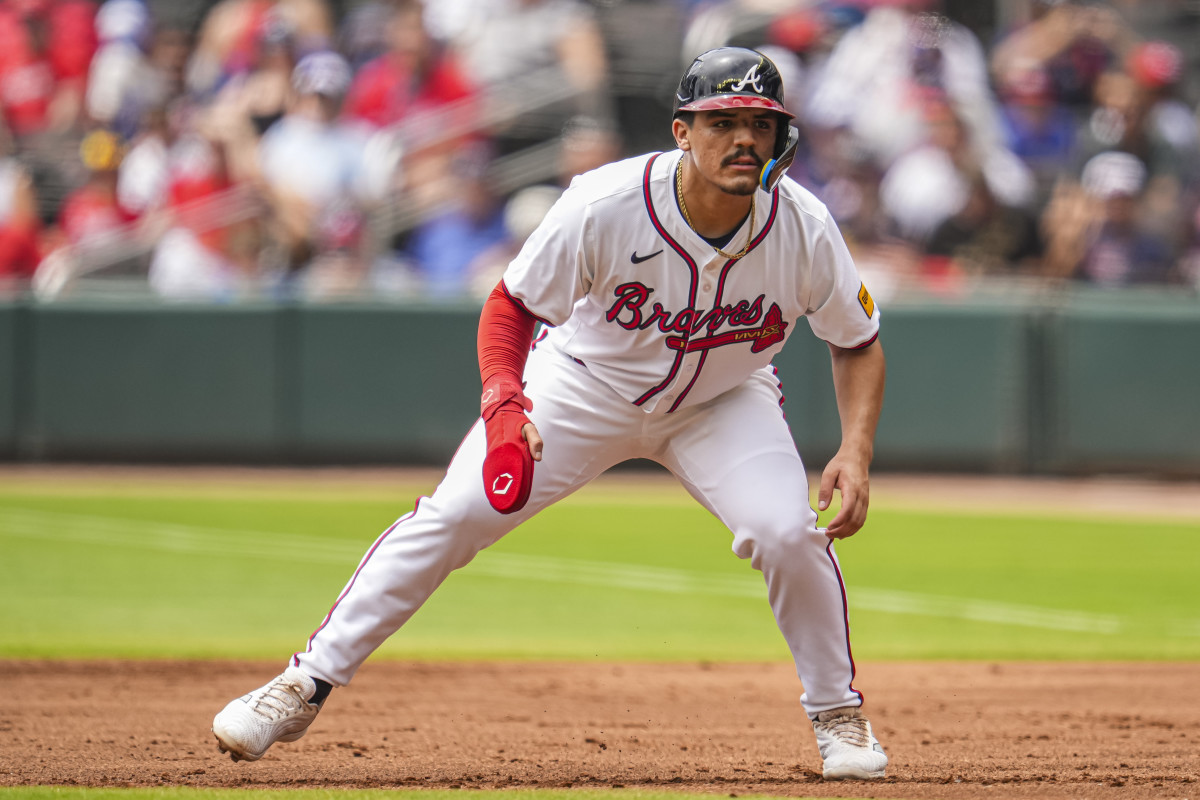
[804,212,880,348]
[500,181,594,326]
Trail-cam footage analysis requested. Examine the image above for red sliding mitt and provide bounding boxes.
[480,377,534,514]
[478,282,538,514]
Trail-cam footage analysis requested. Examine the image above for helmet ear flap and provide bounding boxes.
[760,126,800,192]
[773,115,791,160]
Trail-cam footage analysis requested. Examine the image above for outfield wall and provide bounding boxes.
[1,287,1198,474]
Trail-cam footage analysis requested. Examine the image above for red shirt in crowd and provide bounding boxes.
[58,180,137,245]
[343,51,475,130]
[0,0,97,136]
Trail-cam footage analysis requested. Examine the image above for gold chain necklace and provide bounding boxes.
[675,157,756,261]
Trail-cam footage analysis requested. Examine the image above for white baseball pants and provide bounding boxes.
[293,341,865,717]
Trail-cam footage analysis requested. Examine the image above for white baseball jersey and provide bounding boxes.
[503,149,880,413]
[292,148,882,722]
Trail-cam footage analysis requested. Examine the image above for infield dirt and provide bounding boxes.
[2,659,1196,799]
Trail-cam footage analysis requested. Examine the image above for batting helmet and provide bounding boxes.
[674,47,800,192]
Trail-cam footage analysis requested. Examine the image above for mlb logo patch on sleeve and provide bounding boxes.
[857,283,875,319]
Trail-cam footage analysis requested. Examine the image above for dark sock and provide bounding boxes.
[311,678,333,704]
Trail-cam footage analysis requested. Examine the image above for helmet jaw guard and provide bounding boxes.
[760,126,800,192]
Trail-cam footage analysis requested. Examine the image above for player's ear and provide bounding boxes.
[672,117,692,151]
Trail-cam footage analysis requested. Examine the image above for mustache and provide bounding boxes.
[722,148,764,168]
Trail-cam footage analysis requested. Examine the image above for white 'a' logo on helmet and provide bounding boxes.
[729,64,765,94]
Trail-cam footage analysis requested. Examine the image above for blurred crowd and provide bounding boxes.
[0,0,1197,302]
[756,0,1200,297]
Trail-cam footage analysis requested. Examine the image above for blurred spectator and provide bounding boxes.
[880,92,1035,246]
[1126,41,1199,177]
[91,14,192,208]
[1071,69,1147,171]
[12,0,1200,299]
[556,114,621,186]
[55,127,136,246]
[147,22,190,102]
[148,134,260,299]
[85,0,158,140]
[343,0,474,132]
[342,0,478,212]
[395,115,620,299]
[185,0,333,98]
[1043,150,1174,285]
[763,7,828,70]
[680,0,840,67]
[0,0,97,137]
[997,61,1076,201]
[925,171,1044,277]
[1122,41,1200,253]
[805,0,1002,170]
[811,135,888,247]
[400,145,506,298]
[203,6,299,182]
[0,123,40,278]
[459,183,562,298]
[448,0,612,151]
[1078,150,1174,285]
[991,0,1125,118]
[449,0,607,93]
[116,103,171,215]
[1068,57,1199,259]
[465,114,618,291]
[338,2,390,70]
[255,49,370,296]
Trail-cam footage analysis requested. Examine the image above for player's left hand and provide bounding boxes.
[481,378,538,514]
[817,450,870,539]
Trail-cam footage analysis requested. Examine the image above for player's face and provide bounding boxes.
[674,109,777,197]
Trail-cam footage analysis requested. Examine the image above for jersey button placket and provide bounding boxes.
[664,255,717,409]
[700,256,721,297]
[688,264,720,381]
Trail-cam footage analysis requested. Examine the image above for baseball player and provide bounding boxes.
[213,47,888,781]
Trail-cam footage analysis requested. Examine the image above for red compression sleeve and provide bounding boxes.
[478,282,537,385]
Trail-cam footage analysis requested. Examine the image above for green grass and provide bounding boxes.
[2,475,1199,661]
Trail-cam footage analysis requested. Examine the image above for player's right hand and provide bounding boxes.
[480,378,536,514]
[818,450,870,539]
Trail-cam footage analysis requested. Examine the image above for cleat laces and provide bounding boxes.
[815,710,871,748]
[250,678,309,720]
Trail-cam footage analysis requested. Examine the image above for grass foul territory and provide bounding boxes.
[1,471,1198,661]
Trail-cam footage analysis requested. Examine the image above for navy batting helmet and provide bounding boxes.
[674,47,799,191]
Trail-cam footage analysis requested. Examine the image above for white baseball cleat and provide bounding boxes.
[811,705,888,780]
[212,666,325,762]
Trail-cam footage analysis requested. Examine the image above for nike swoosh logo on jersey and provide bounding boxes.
[631,249,663,264]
